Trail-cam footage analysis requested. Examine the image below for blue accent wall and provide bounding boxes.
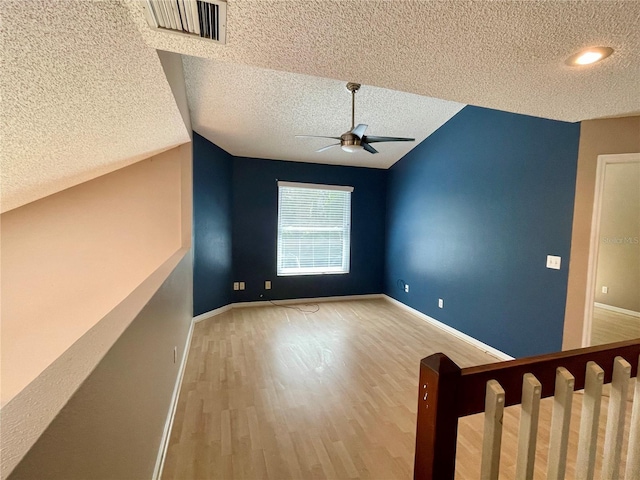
[385,106,580,358]
[193,132,233,316]
[232,157,386,302]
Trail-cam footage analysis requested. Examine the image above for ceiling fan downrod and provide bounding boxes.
[346,82,361,130]
[295,81,414,155]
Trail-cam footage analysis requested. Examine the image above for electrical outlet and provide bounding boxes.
[404,284,409,293]
[233,282,239,291]
[546,255,561,270]
[239,282,245,290]
[438,298,444,308]
[602,286,608,294]
[265,280,271,290]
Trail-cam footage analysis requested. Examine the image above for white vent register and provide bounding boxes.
[142,0,226,44]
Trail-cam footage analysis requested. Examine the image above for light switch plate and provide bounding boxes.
[233,282,239,291]
[239,282,245,290]
[602,286,608,294]
[265,280,271,290]
[438,298,444,308]
[546,255,561,270]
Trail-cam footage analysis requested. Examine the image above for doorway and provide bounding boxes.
[583,153,640,346]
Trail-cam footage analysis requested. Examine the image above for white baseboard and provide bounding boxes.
[193,294,384,320]
[190,294,512,361]
[193,304,233,323]
[594,302,640,318]
[232,293,384,309]
[382,295,514,361]
[153,316,196,480]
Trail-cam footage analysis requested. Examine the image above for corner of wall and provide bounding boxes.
[157,50,192,137]
[562,116,640,350]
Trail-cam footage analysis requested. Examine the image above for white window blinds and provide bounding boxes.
[277,181,353,276]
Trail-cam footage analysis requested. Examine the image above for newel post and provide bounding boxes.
[413,353,462,480]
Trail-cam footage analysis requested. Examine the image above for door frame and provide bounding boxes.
[582,152,640,346]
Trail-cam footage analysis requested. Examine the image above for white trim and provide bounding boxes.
[277,180,354,192]
[582,153,640,347]
[192,294,384,319]
[594,303,640,318]
[153,316,196,480]
[382,295,514,361]
[232,293,384,309]
[193,304,233,323]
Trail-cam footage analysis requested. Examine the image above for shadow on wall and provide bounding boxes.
[192,133,233,316]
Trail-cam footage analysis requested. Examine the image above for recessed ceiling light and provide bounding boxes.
[566,47,614,66]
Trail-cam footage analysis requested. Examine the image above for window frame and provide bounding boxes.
[276,181,354,277]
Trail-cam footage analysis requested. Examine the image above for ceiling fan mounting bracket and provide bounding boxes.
[346,82,361,93]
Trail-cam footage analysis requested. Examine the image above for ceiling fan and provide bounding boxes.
[296,82,415,154]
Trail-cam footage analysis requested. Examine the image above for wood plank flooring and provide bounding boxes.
[591,306,640,346]
[162,299,499,479]
[162,299,637,479]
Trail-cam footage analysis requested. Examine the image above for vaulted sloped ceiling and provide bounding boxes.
[3,1,639,212]
[128,0,640,124]
[183,57,464,169]
[0,1,190,213]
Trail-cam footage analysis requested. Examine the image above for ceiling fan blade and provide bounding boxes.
[364,135,415,143]
[351,124,368,138]
[296,135,342,140]
[316,144,340,153]
[362,142,378,154]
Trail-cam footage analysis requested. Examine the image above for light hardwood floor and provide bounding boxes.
[162,299,500,479]
[162,299,636,479]
[591,305,640,346]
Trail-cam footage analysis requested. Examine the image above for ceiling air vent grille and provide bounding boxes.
[143,0,226,44]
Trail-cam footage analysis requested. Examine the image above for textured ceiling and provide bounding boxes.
[128,0,640,123]
[0,0,190,213]
[3,1,639,212]
[184,57,464,168]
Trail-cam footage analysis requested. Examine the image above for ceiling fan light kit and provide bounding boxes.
[341,145,363,153]
[296,82,415,154]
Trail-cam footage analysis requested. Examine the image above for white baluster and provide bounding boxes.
[481,379,505,480]
[625,356,640,480]
[515,373,541,480]
[603,356,632,480]
[575,361,605,480]
[546,367,575,480]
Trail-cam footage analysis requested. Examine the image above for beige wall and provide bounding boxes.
[1,41,195,479]
[0,143,191,476]
[594,162,640,312]
[563,116,640,349]
[9,251,193,480]
[1,147,183,405]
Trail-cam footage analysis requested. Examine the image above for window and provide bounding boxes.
[277,181,353,276]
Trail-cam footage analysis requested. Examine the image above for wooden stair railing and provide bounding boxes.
[414,339,640,479]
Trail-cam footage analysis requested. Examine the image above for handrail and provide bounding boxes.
[413,338,640,480]
[457,338,639,417]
